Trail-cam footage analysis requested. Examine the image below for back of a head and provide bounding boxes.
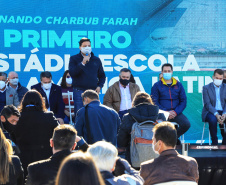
[18,90,46,112]
[1,105,20,120]
[132,91,154,107]
[153,121,177,147]
[88,141,118,172]
[0,128,13,184]
[82,90,99,100]
[55,152,104,185]
[52,125,77,151]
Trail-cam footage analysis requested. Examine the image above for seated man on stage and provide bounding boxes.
[202,69,226,145]
[151,63,190,142]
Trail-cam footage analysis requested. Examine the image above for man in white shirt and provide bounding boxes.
[104,68,140,120]
[202,69,226,145]
[31,72,65,124]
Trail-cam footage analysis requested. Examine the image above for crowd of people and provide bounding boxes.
[0,37,225,185]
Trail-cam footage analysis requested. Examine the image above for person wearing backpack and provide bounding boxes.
[117,92,166,167]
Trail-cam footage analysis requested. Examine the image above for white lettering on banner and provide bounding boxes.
[114,54,128,71]
[9,54,26,71]
[0,54,9,71]
[129,54,147,72]
[183,76,198,93]
[4,29,132,49]
[45,55,64,71]
[182,55,200,71]
[198,76,204,93]
[24,54,44,72]
[99,55,114,72]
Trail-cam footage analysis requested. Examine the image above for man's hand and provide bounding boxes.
[168,110,177,120]
[95,87,101,94]
[82,56,90,65]
[216,114,223,125]
[57,118,64,125]
[220,114,226,123]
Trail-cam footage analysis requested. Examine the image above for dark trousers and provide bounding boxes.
[168,113,191,137]
[73,88,84,118]
[118,110,128,120]
[205,111,226,145]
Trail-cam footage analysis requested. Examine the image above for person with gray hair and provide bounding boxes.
[8,71,28,102]
[87,141,144,185]
[0,72,19,113]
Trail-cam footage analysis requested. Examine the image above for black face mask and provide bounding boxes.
[223,79,226,84]
[119,78,130,86]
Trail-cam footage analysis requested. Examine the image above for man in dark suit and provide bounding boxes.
[26,124,88,185]
[31,71,65,124]
[202,69,226,145]
[140,122,198,185]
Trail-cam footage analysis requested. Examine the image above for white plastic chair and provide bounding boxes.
[62,91,74,125]
[171,122,185,144]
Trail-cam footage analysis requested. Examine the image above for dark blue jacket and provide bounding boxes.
[69,52,106,90]
[75,101,120,146]
[151,77,187,115]
[31,83,65,119]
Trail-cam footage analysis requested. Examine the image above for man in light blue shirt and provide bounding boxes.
[202,69,226,145]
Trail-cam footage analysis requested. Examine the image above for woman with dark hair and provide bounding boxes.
[2,90,59,177]
[55,152,105,185]
[117,91,165,165]
[60,70,74,123]
[0,128,23,185]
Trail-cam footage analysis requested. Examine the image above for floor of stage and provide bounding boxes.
[177,149,226,157]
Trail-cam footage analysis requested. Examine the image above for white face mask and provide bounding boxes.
[81,46,92,55]
[0,81,6,89]
[66,77,72,85]
[42,83,52,90]
[152,141,160,155]
[214,79,223,87]
[10,78,19,86]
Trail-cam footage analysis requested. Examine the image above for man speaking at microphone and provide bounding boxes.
[69,38,106,117]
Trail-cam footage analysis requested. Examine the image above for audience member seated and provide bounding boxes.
[151,63,190,142]
[117,92,166,164]
[75,90,120,145]
[31,71,65,124]
[88,141,144,185]
[140,122,199,185]
[1,90,59,177]
[104,68,140,120]
[55,152,105,185]
[202,69,226,145]
[0,105,20,140]
[0,127,23,185]
[8,71,28,103]
[26,124,88,185]
[60,70,74,124]
[0,72,19,113]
